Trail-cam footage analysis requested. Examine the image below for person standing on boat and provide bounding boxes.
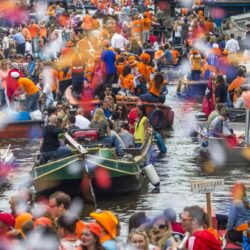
[40,115,72,162]
[227,183,250,243]
[134,104,149,147]
[10,72,40,112]
[214,75,228,106]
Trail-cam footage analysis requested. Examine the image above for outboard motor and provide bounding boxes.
[143,163,160,189]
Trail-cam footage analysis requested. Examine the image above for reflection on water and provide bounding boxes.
[1,86,249,236]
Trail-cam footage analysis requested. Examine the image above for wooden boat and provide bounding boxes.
[30,133,153,196]
[177,78,208,103]
[0,120,43,139]
[65,86,174,129]
[193,120,250,166]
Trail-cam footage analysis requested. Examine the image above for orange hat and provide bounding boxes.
[140,52,150,62]
[129,59,137,67]
[87,223,102,237]
[90,211,118,239]
[154,50,164,60]
[76,220,86,239]
[15,212,33,231]
[128,55,136,61]
[34,217,52,228]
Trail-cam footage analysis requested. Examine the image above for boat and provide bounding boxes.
[195,109,246,123]
[30,132,154,197]
[65,86,174,129]
[0,120,44,139]
[177,78,208,103]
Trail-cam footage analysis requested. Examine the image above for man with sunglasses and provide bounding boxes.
[180,206,222,250]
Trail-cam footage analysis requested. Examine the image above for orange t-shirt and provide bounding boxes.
[144,11,152,20]
[117,63,125,76]
[18,77,39,95]
[22,28,32,41]
[141,18,151,31]
[120,74,135,92]
[28,24,40,38]
[171,49,180,65]
[132,20,142,34]
[138,62,154,82]
[228,76,246,101]
[148,79,165,97]
[39,26,47,38]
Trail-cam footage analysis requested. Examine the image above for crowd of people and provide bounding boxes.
[1,0,250,249]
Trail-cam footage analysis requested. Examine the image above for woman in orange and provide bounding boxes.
[138,52,154,83]
[118,65,135,93]
[116,57,126,76]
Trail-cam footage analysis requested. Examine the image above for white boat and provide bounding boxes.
[0,145,14,164]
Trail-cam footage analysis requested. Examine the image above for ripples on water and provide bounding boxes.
[0,85,249,236]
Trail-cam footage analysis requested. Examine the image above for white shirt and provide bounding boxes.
[75,115,90,129]
[111,33,129,51]
[225,38,240,53]
[25,41,33,55]
[2,36,9,50]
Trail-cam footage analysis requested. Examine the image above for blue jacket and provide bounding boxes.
[227,198,250,231]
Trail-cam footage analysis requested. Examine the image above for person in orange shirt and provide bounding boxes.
[228,68,246,102]
[21,24,32,42]
[137,52,154,83]
[28,19,40,58]
[144,8,153,20]
[11,72,40,112]
[132,14,142,41]
[116,57,126,76]
[141,15,151,43]
[140,72,166,103]
[171,48,180,66]
[190,50,202,80]
[118,65,135,93]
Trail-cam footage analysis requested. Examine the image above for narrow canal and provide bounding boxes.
[0,85,249,236]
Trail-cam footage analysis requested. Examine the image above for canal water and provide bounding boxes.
[0,85,249,237]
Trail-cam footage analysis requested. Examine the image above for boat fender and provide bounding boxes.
[201,141,209,148]
[143,163,160,188]
[154,131,167,154]
[149,109,164,130]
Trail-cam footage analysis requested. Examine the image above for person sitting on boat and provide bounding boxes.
[119,122,134,148]
[208,108,234,138]
[134,104,149,148]
[40,115,72,163]
[140,72,167,104]
[227,183,250,243]
[90,108,125,157]
[118,65,136,95]
[233,88,245,109]
[11,72,40,112]
[228,68,246,104]
[206,103,224,129]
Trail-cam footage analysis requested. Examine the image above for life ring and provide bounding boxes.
[149,109,164,130]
